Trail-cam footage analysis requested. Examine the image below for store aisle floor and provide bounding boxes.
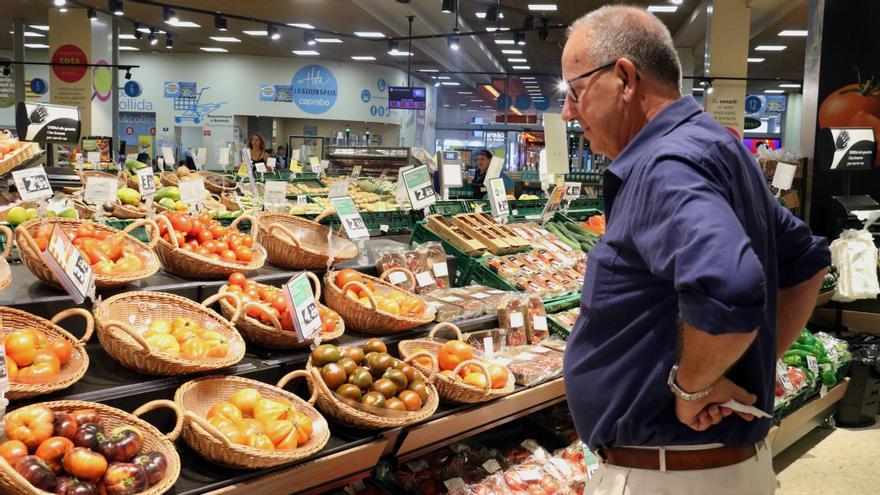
[774,420,880,494]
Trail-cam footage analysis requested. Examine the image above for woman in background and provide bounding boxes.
[246,132,270,172]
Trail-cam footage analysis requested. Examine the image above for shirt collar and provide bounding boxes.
[606,96,703,182]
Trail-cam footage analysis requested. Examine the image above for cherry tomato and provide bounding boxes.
[228,272,247,287]
[241,236,254,248]
[270,294,288,313]
[196,247,212,257]
[198,212,213,225]
[235,246,255,263]
[167,213,192,234]
[197,229,214,244]
[225,284,243,295]
[210,224,227,239]
[189,219,204,238]
[5,331,37,367]
[220,249,237,262]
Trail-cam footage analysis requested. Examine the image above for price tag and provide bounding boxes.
[540,185,567,222]
[83,176,118,205]
[379,224,389,233]
[806,355,819,375]
[823,342,839,360]
[266,157,277,171]
[43,224,93,304]
[487,177,509,219]
[483,336,495,358]
[264,180,287,207]
[531,346,550,354]
[415,271,435,287]
[406,460,429,473]
[439,296,462,303]
[482,459,502,474]
[74,152,83,171]
[388,271,408,286]
[319,159,330,174]
[329,179,350,198]
[218,148,229,167]
[519,469,542,481]
[470,292,489,300]
[330,196,369,240]
[521,439,541,453]
[443,478,466,492]
[509,311,524,328]
[492,357,512,366]
[282,272,323,341]
[433,262,449,277]
[255,161,267,173]
[161,147,175,168]
[550,458,573,477]
[532,315,548,331]
[195,147,207,171]
[776,361,793,391]
[297,195,308,205]
[0,344,8,397]
[179,178,207,209]
[308,156,320,172]
[87,151,100,167]
[402,165,437,210]
[563,181,581,202]
[772,162,798,191]
[13,166,53,201]
[351,165,362,178]
[136,166,156,197]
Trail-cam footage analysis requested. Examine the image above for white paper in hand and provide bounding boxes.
[719,400,771,419]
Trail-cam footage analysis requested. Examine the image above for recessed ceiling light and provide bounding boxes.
[512,65,531,70]
[316,38,342,43]
[779,83,801,88]
[23,32,44,37]
[24,43,49,49]
[437,76,451,80]
[476,12,504,19]
[508,58,527,63]
[747,57,765,63]
[495,39,515,45]
[501,50,523,55]
[200,47,228,52]
[755,45,786,51]
[457,91,471,94]
[29,25,49,31]
[243,30,268,36]
[355,31,385,38]
[119,34,136,40]
[166,20,200,28]
[520,76,536,80]
[119,46,139,51]
[287,23,315,29]
[136,24,151,33]
[389,51,413,56]
[778,30,807,37]
[647,5,678,13]
[351,56,376,61]
[764,89,785,93]
[292,50,320,55]
[528,4,557,11]
[692,87,704,92]
[441,82,460,86]
[669,0,684,4]
[210,36,241,42]
[418,69,439,72]
[470,99,482,102]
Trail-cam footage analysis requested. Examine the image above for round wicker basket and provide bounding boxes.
[199,171,237,194]
[174,371,330,469]
[256,212,358,270]
[323,271,435,334]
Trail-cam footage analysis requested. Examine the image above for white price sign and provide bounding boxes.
[487,177,509,219]
[255,161,267,173]
[136,166,156,197]
[218,148,229,167]
[402,165,436,210]
[351,165,362,178]
[282,272,323,341]
[86,151,100,167]
[330,196,369,240]
[42,224,93,304]
[776,361,793,392]
[266,157,277,171]
[13,166,53,201]
[195,147,207,171]
[329,179,350,198]
[161,147,175,168]
[179,178,207,209]
[772,162,798,191]
[308,156,321,172]
[83,176,118,205]
[540,184,567,222]
[563,181,581,201]
[297,195,308,205]
[264,180,287,206]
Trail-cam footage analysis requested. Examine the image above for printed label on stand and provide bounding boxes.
[487,177,509,219]
[297,195,308,205]
[329,179,350,198]
[563,181,581,202]
[776,361,793,391]
[351,165,361,178]
[13,166,53,201]
[308,156,320,172]
[83,176,118,205]
[282,272,322,341]
[402,165,436,210]
[540,185,567,222]
[388,271,408,286]
[218,148,229,167]
[771,162,798,191]
[264,180,287,206]
[433,262,449,277]
[521,439,541,453]
[43,224,93,304]
[266,157,276,171]
[161,147,175,168]
[415,271,435,288]
[136,166,157,197]
[806,355,819,375]
[195,147,207,171]
[483,336,495,358]
[179,178,207,210]
[330,196,369,240]
[255,162,267,173]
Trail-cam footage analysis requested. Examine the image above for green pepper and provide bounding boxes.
[798,328,819,346]
[820,370,837,387]
[782,354,804,367]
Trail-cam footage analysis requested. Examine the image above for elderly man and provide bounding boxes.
[560,6,829,494]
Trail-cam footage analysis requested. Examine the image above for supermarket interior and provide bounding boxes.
[0,0,878,494]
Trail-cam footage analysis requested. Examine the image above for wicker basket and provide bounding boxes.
[111,203,149,219]
[323,271,435,334]
[72,200,96,220]
[16,218,161,290]
[306,354,439,429]
[200,171,237,194]
[78,170,126,188]
[154,214,266,279]
[174,371,330,469]
[399,322,515,404]
[256,212,358,270]
[160,172,179,187]
[220,194,240,212]
[4,307,93,401]
[215,272,344,349]
[379,266,417,292]
[0,225,13,293]
[0,399,182,495]
[93,291,246,375]
[0,141,42,176]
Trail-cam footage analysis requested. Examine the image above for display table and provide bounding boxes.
[768,379,850,455]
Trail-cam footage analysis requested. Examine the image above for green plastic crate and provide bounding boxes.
[562,208,603,221]
[571,198,604,211]
[429,200,472,216]
[548,316,571,340]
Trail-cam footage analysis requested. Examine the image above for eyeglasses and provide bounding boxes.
[563,62,616,104]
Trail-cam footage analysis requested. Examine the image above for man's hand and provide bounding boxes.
[675,378,757,431]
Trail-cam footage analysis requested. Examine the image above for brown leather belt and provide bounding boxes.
[597,445,757,471]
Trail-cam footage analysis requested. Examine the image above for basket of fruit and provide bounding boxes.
[72,200,96,220]
[93,291,246,375]
[174,371,330,469]
[154,212,265,279]
[306,339,439,429]
[3,307,93,401]
[323,269,435,335]
[255,212,358,270]
[399,323,515,404]
[216,271,344,349]
[159,172,179,187]
[0,132,41,176]
[199,171,237,194]
[78,170,126,188]
[16,218,161,290]
[0,400,181,495]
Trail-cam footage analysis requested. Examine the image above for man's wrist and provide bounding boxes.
[674,364,718,393]
[668,365,715,401]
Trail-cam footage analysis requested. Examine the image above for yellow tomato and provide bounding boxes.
[146,333,181,357]
[229,388,263,417]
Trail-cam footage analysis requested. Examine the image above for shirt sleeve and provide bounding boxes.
[773,199,831,288]
[631,158,766,335]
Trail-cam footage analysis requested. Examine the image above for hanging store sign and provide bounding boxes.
[15,102,81,144]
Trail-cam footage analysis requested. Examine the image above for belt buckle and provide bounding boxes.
[593,447,607,464]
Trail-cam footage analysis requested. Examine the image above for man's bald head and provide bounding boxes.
[567,5,682,91]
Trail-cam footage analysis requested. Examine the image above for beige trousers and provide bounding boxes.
[585,442,776,495]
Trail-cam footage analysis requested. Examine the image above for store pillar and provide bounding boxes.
[703,0,750,137]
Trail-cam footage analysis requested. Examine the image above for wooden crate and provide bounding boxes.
[426,215,487,256]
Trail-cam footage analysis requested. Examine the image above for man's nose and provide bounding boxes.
[561,97,576,123]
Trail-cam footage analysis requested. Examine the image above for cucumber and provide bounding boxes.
[547,223,579,249]
[580,241,594,252]
[562,225,592,244]
[565,221,600,238]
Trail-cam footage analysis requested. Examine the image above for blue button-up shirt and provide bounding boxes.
[563,96,830,449]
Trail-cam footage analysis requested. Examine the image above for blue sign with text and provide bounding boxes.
[745,95,763,114]
[123,80,142,98]
[291,64,338,114]
[29,78,47,95]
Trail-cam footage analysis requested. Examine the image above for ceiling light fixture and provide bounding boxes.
[53,0,66,6]
[501,49,522,54]
[119,34,136,40]
[755,45,786,51]
[200,47,228,52]
[305,31,316,45]
[448,35,460,50]
[778,29,808,37]
[287,23,315,29]
[148,33,157,45]
[119,46,139,51]
[508,58,527,62]
[24,43,50,49]
[165,34,173,49]
[495,39,514,45]
[109,0,123,16]
[214,15,228,31]
[268,24,280,40]
[513,65,531,70]
[292,50,320,56]
[441,81,460,86]
[315,38,342,43]
[647,5,677,13]
[30,25,50,31]
[243,30,268,36]
[163,7,177,24]
[354,31,385,38]
[88,8,97,21]
[779,83,801,88]
[135,22,150,33]
[514,32,526,45]
[669,0,684,4]
[351,56,376,61]
[528,4,557,11]
[477,10,503,19]
[418,69,438,72]
[747,57,765,63]
[134,30,143,40]
[764,89,785,94]
[210,36,240,42]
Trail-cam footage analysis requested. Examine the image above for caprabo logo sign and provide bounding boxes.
[291,64,338,114]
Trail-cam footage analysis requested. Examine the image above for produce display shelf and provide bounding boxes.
[767,378,850,456]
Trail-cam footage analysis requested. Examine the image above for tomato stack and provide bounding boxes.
[0,405,168,494]
[4,328,73,384]
[141,317,230,360]
[334,269,426,318]
[158,212,256,263]
[203,388,314,451]
[31,222,148,276]
[411,340,510,389]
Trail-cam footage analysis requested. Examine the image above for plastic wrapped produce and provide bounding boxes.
[462,285,511,309]
[525,294,549,344]
[404,249,440,294]
[498,295,528,347]
[375,246,409,288]
[493,345,564,386]
[417,241,451,289]
[462,328,508,357]
[429,288,492,317]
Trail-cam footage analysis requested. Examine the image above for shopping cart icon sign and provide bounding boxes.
[173,87,227,124]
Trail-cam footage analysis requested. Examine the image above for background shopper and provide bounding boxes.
[471,149,513,199]
[560,6,830,494]
[246,132,270,172]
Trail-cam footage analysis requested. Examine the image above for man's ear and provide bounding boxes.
[616,58,639,102]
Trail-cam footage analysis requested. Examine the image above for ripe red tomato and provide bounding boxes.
[198,212,213,225]
[35,436,74,473]
[235,246,255,263]
[228,272,247,286]
[196,247,212,257]
[270,294,288,313]
[182,244,195,252]
[189,220,204,238]
[818,81,880,128]
[335,269,364,290]
[168,213,192,234]
[210,225,227,239]
[220,250,237,262]
[241,236,254,248]
[0,440,29,465]
[198,229,214,244]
